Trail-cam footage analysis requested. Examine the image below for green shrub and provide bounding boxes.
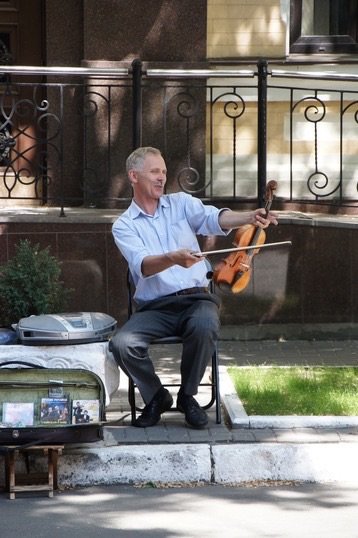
[0,239,72,326]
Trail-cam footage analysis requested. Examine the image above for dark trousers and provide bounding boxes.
[110,292,221,404]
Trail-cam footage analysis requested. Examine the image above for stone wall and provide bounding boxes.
[43,0,208,207]
[1,210,358,334]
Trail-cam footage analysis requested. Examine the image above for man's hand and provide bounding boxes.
[253,208,278,228]
[166,249,204,268]
[142,249,203,276]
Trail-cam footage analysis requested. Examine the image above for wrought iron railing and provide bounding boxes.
[1,61,358,213]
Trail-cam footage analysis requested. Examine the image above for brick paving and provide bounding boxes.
[103,339,358,447]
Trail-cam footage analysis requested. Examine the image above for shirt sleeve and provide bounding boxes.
[182,193,231,236]
[112,216,150,280]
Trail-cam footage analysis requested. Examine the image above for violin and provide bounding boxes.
[212,180,278,293]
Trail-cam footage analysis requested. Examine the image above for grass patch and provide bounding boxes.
[228,366,358,416]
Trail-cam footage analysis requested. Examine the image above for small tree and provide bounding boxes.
[0,239,72,326]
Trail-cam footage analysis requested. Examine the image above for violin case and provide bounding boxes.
[0,361,106,446]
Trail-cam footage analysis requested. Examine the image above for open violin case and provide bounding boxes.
[0,361,106,446]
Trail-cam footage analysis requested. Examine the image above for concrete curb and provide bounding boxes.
[212,443,358,484]
[58,444,212,487]
[53,442,358,488]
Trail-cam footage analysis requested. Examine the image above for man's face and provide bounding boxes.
[130,153,167,201]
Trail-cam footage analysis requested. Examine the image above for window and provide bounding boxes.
[290,0,358,54]
[0,32,13,64]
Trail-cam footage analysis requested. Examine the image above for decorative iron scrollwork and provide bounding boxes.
[292,95,341,199]
[0,128,15,164]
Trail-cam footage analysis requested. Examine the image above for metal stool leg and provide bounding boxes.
[127,347,221,424]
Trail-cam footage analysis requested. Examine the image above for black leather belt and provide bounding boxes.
[166,287,209,297]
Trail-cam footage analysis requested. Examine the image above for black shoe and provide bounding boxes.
[133,387,173,428]
[177,391,208,429]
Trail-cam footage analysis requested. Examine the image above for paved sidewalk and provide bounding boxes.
[104,338,358,445]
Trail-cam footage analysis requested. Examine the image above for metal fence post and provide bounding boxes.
[257,59,267,207]
[132,58,142,150]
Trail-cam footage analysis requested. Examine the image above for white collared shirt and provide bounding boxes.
[112,192,229,303]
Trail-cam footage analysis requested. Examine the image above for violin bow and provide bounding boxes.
[192,240,292,257]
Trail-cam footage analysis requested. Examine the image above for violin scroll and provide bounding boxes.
[266,180,277,202]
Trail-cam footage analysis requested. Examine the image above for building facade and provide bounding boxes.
[1,0,358,333]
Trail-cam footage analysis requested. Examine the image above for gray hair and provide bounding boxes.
[126,147,162,174]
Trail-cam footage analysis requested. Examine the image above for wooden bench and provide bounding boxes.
[2,445,64,499]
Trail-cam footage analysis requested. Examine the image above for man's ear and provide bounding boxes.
[128,170,138,184]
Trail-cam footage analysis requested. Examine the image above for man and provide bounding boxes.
[73,401,83,424]
[111,147,277,429]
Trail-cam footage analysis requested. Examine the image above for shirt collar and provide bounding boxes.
[128,196,169,219]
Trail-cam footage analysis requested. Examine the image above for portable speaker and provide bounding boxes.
[16,312,117,345]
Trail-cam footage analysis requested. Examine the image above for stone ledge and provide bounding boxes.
[0,342,120,405]
[219,323,358,340]
[1,207,358,228]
